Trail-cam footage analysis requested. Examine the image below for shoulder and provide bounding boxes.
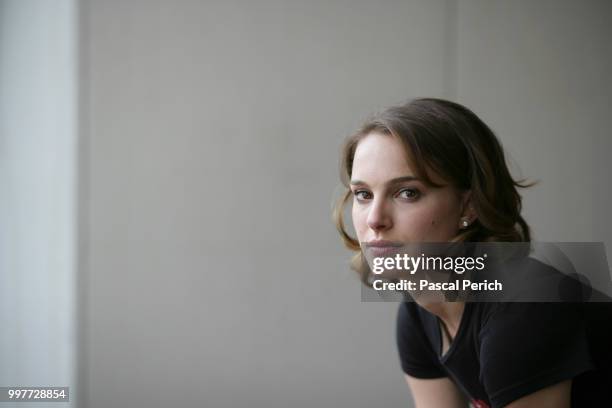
[478,302,591,357]
[396,301,439,346]
[396,301,446,379]
[396,301,433,349]
[478,302,595,407]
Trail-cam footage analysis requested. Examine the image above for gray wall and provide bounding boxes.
[80,1,612,407]
[81,1,452,407]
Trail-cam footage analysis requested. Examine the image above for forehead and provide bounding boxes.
[351,132,415,179]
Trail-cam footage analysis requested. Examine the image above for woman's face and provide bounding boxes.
[350,132,470,247]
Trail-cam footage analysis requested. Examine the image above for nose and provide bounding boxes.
[366,198,392,232]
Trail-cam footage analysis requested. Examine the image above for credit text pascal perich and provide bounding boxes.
[372,279,502,291]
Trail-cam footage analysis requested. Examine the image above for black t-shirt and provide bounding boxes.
[396,299,612,407]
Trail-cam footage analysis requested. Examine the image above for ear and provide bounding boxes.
[459,191,477,228]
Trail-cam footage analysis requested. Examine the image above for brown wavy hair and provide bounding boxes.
[333,98,535,282]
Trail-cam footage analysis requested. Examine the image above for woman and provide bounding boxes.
[333,98,612,407]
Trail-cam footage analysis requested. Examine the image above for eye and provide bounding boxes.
[352,190,372,202]
[396,188,420,201]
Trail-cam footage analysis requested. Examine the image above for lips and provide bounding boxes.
[364,240,403,257]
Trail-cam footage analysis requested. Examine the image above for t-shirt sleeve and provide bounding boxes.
[396,301,446,378]
[479,302,595,408]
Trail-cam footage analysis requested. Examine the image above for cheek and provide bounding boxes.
[397,210,435,235]
[351,203,367,240]
[399,202,459,240]
[426,207,461,236]
[427,217,456,236]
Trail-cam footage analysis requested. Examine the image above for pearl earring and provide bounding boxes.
[461,219,470,228]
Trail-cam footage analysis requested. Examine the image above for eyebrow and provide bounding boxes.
[350,176,420,186]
